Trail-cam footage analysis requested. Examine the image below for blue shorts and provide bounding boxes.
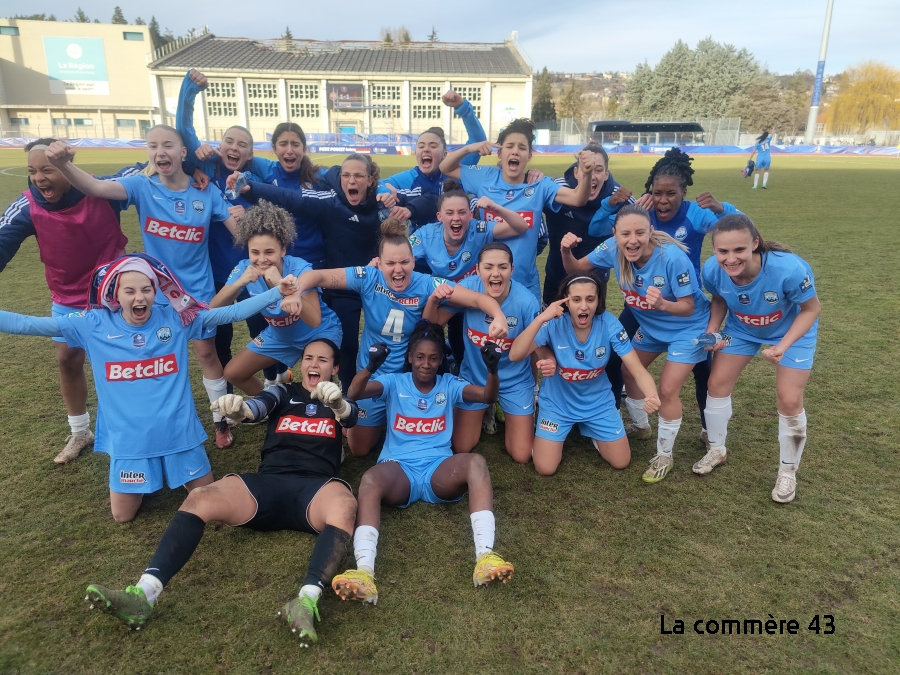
[534,399,625,443]
[247,325,343,368]
[756,157,771,170]
[51,303,85,344]
[719,329,817,370]
[380,455,463,508]
[109,445,211,493]
[633,326,707,364]
[455,381,534,415]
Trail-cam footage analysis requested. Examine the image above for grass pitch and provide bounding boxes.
[0,149,898,674]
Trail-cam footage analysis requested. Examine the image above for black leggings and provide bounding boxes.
[605,305,710,428]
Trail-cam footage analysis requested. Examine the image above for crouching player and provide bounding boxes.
[0,253,297,522]
[332,322,513,605]
[85,338,358,645]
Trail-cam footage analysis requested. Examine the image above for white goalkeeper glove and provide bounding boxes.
[310,381,352,421]
[210,394,252,422]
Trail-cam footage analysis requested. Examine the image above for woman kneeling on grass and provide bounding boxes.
[509,273,660,475]
[697,214,820,504]
[330,321,513,605]
[0,254,298,522]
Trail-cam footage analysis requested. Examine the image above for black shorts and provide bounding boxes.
[228,473,351,534]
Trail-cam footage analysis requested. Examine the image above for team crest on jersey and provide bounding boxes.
[524,186,535,198]
[461,251,472,263]
[738,293,751,305]
[652,276,666,288]
[156,326,172,343]
[409,233,421,247]
[475,221,487,233]
[67,311,86,318]
[435,393,446,406]
[132,333,146,348]
[507,316,518,328]
[597,241,609,251]
[431,277,450,289]
[800,275,812,292]
[675,226,687,241]
[354,267,367,278]
[449,261,458,272]
[306,404,317,417]
[677,272,691,287]
[504,190,514,201]
[192,200,204,214]
[635,328,644,343]
[616,329,629,344]
[595,346,607,358]
[539,418,559,433]
[174,199,186,215]
[635,275,644,288]
[417,398,428,411]
[764,291,779,304]
[575,349,585,361]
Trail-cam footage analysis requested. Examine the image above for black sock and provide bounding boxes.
[302,525,351,590]
[144,510,206,587]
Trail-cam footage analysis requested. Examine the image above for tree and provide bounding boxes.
[728,75,796,135]
[13,13,57,20]
[73,7,90,23]
[398,26,412,43]
[111,7,127,24]
[531,67,557,123]
[380,27,393,44]
[428,27,438,42]
[134,17,146,25]
[148,16,171,50]
[827,61,900,134]
[557,80,585,122]
[607,96,619,119]
[282,26,293,39]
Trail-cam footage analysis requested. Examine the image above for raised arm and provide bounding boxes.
[0,197,37,272]
[423,283,457,325]
[439,141,495,180]
[441,284,508,339]
[509,299,567,362]
[461,343,501,403]
[176,69,219,178]
[473,196,529,237]
[44,143,128,201]
[553,151,596,207]
[203,281,295,327]
[347,342,389,401]
[560,232,598,274]
[643,284,695,317]
[443,90,488,167]
[0,310,64,338]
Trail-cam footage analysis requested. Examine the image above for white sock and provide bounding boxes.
[68,412,90,434]
[203,377,228,423]
[778,410,807,473]
[625,397,649,429]
[353,525,379,576]
[136,573,163,605]
[763,171,769,187]
[753,173,759,187]
[656,417,682,457]
[275,370,290,384]
[470,510,495,560]
[263,378,277,388]
[299,584,322,600]
[704,395,732,449]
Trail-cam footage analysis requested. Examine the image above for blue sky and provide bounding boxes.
[22,0,900,75]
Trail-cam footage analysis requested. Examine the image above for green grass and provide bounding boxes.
[0,150,898,674]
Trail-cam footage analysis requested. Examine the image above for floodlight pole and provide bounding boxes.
[804,0,835,144]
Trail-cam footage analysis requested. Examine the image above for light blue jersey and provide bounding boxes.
[226,255,341,344]
[344,266,449,374]
[118,174,231,301]
[410,220,496,281]
[587,238,710,342]
[534,312,632,416]
[445,277,539,393]
[755,137,772,169]
[702,251,817,344]
[377,372,468,464]
[459,165,561,300]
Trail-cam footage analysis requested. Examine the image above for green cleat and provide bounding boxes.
[279,595,320,646]
[86,584,152,629]
[494,402,505,424]
[332,569,378,605]
[642,454,674,483]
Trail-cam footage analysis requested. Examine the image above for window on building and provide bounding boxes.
[289,83,319,101]
[207,81,237,99]
[9,117,29,125]
[411,85,441,102]
[52,118,71,126]
[371,84,402,101]
[452,85,483,103]
[73,119,94,126]
[116,119,137,128]
[371,105,401,119]
[412,104,441,120]
[290,102,320,119]
[0,27,20,36]
[207,100,238,117]
[122,32,144,41]
[247,82,278,100]
[249,102,279,118]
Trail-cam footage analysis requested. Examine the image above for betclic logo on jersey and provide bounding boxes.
[466,327,513,351]
[265,315,300,328]
[733,309,783,327]
[484,209,535,229]
[392,414,446,434]
[622,289,656,311]
[144,217,204,243]
[106,354,178,381]
[276,416,336,438]
[556,365,605,381]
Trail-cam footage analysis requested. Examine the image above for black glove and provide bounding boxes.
[366,342,391,373]
[480,341,502,375]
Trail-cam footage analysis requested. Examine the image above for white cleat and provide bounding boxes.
[772,470,797,504]
[692,446,727,475]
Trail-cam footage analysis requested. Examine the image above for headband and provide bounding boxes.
[566,276,597,287]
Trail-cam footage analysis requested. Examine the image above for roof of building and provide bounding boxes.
[149,34,531,77]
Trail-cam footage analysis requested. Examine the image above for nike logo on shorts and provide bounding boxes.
[615,427,623,434]
[670,351,684,356]
[189,467,204,476]
[794,358,809,363]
